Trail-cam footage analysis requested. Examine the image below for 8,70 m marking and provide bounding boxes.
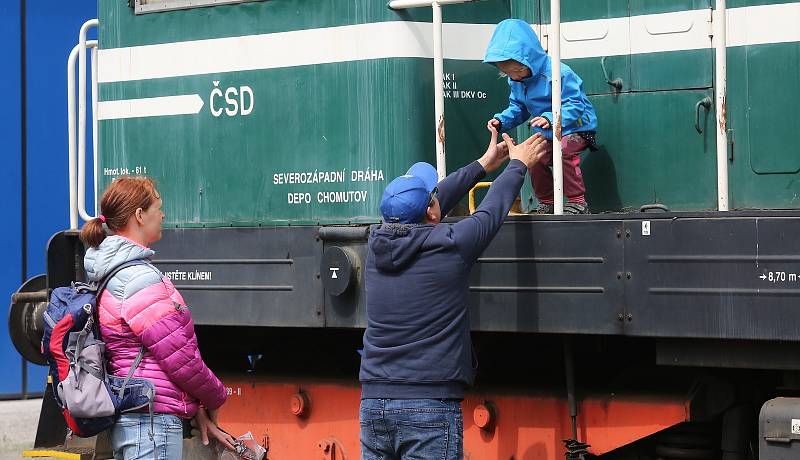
[759,271,799,283]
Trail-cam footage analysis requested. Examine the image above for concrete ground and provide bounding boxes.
[0,399,221,460]
[0,398,226,460]
[0,398,41,459]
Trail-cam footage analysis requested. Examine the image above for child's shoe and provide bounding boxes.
[564,202,590,215]
[534,203,554,214]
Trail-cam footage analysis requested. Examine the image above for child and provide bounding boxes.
[484,19,597,214]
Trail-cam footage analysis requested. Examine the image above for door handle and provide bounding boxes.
[695,97,712,134]
[600,56,623,91]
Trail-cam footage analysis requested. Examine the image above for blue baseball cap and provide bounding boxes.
[380,162,439,223]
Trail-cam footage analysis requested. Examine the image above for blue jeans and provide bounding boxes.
[360,398,463,460]
[111,413,183,460]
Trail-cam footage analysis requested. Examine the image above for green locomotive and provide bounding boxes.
[10,1,800,459]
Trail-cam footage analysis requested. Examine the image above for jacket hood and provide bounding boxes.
[369,224,434,273]
[483,19,548,76]
[84,235,155,282]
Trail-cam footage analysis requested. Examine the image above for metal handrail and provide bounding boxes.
[600,56,623,91]
[92,44,100,216]
[714,0,729,210]
[468,182,524,215]
[550,0,563,215]
[78,19,99,224]
[695,97,712,134]
[68,43,80,229]
[468,182,493,213]
[68,37,98,229]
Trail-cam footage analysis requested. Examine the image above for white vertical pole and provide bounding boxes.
[67,44,80,230]
[78,19,98,222]
[715,0,729,211]
[432,1,446,180]
[91,46,100,216]
[551,0,564,214]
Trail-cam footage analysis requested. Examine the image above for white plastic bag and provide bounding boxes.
[216,431,266,460]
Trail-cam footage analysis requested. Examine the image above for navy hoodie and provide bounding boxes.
[360,158,528,399]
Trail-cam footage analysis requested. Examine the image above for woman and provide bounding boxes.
[80,176,233,459]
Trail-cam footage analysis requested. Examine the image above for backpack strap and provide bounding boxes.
[92,260,151,337]
[71,312,95,385]
[96,260,150,298]
[116,346,146,399]
[93,260,153,396]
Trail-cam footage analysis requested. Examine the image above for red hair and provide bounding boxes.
[80,177,159,247]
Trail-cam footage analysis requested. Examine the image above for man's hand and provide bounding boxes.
[478,126,510,173]
[486,118,501,131]
[529,116,551,129]
[502,132,547,169]
[193,407,236,451]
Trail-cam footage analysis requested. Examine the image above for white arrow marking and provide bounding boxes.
[98,94,204,120]
[759,274,767,280]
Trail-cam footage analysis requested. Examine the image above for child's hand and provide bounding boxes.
[529,117,551,129]
[478,126,510,173]
[486,118,501,131]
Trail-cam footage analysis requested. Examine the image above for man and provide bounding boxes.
[359,128,547,459]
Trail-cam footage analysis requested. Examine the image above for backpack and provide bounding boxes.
[42,260,156,438]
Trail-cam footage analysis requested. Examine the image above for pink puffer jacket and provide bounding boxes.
[84,236,226,418]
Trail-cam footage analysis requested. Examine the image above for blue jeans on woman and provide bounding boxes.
[111,413,183,460]
[360,398,463,460]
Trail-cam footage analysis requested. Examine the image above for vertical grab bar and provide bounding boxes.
[78,19,99,223]
[68,44,80,230]
[92,45,100,216]
[551,0,564,215]
[68,38,98,229]
[432,1,445,180]
[714,1,729,211]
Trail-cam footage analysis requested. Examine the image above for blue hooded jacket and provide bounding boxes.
[484,19,597,139]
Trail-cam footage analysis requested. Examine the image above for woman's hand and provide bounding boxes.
[193,407,236,451]
[207,407,220,424]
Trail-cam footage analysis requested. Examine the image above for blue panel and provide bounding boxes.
[25,1,98,390]
[0,1,23,396]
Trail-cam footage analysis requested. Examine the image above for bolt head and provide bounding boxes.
[473,403,496,429]
[290,392,309,416]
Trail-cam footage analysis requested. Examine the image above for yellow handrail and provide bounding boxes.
[468,182,524,215]
[468,182,493,213]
